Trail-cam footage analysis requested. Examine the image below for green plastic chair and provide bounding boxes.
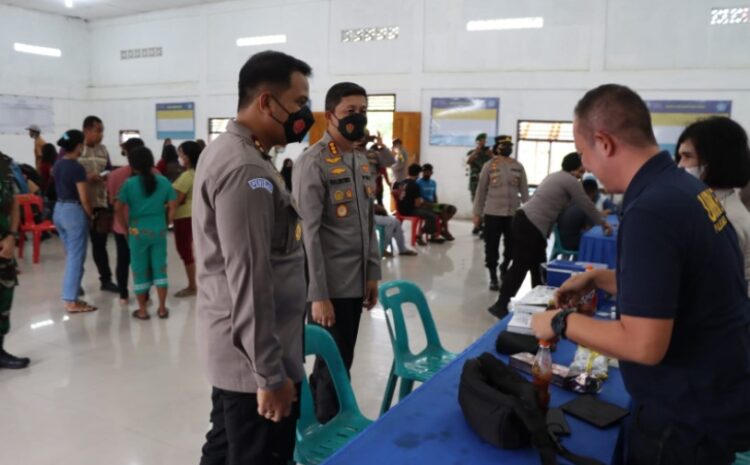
[734,451,750,465]
[375,224,387,257]
[378,280,457,415]
[549,223,578,261]
[294,325,373,465]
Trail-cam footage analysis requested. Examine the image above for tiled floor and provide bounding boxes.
[1,220,533,465]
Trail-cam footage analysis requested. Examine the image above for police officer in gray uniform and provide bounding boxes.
[193,51,314,465]
[293,82,382,424]
[473,135,529,290]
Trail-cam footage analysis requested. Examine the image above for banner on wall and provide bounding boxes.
[647,100,732,154]
[429,97,499,146]
[156,102,195,140]
[0,95,54,135]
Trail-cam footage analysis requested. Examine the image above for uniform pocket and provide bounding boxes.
[329,177,355,205]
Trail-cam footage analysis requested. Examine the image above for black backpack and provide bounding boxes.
[458,352,604,465]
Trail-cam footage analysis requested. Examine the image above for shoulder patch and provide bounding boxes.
[248,178,274,193]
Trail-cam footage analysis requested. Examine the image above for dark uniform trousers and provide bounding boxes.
[309,297,364,423]
[619,403,739,465]
[90,220,113,285]
[200,385,301,465]
[114,233,130,300]
[484,214,513,274]
[497,210,547,305]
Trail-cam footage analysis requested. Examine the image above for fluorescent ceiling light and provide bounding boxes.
[13,42,62,57]
[65,0,73,7]
[467,17,544,31]
[236,34,287,47]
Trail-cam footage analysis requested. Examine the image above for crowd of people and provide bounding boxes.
[2,49,750,464]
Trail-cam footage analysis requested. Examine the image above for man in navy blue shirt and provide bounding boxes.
[533,84,750,464]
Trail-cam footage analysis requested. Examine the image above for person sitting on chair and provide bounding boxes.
[417,163,456,241]
[396,164,444,245]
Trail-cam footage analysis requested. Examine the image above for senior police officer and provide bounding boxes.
[473,135,529,291]
[193,51,314,465]
[293,81,382,424]
[533,84,750,464]
[364,130,396,205]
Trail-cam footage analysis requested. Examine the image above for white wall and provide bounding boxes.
[0,5,89,165]
[2,0,749,214]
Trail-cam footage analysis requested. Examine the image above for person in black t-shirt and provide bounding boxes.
[533,84,750,465]
[396,164,444,245]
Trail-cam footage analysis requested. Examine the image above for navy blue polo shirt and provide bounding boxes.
[616,151,750,439]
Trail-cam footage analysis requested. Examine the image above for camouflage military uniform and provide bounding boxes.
[0,154,19,338]
[467,147,492,201]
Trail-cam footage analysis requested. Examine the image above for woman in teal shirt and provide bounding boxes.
[115,147,176,320]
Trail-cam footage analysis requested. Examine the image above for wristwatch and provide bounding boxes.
[551,308,576,339]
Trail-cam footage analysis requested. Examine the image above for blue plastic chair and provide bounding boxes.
[377,280,457,415]
[295,325,373,465]
[375,224,387,257]
[549,224,578,261]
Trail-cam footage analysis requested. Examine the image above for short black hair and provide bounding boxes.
[82,115,102,130]
[179,140,203,168]
[392,138,402,145]
[562,152,582,172]
[408,163,422,177]
[121,138,145,156]
[237,51,312,111]
[41,143,57,164]
[422,163,433,172]
[574,84,657,148]
[676,117,750,189]
[325,82,367,113]
[57,129,84,152]
[582,178,599,194]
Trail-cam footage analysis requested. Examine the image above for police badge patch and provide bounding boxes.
[248,178,274,193]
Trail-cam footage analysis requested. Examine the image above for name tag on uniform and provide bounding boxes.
[248,178,274,193]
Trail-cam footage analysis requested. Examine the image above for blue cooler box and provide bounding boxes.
[545,260,607,287]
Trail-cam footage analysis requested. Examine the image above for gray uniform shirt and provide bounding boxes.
[521,170,603,237]
[192,120,306,393]
[391,147,409,183]
[473,156,529,217]
[293,132,382,302]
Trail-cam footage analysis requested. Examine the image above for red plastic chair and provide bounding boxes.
[394,213,424,246]
[16,194,56,264]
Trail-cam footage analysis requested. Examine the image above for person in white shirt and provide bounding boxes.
[676,116,750,295]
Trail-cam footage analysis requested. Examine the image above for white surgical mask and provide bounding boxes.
[683,165,705,180]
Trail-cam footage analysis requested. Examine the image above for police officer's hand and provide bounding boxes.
[312,300,336,327]
[257,378,297,423]
[554,272,596,308]
[602,222,613,236]
[363,280,378,310]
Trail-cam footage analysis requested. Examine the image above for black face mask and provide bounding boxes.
[270,96,315,144]
[334,113,368,142]
[499,147,513,157]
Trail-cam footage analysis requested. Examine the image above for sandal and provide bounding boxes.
[174,288,197,298]
[158,308,170,319]
[131,310,151,320]
[66,301,97,313]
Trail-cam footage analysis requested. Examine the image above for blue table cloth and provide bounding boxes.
[322,316,630,465]
[579,215,620,269]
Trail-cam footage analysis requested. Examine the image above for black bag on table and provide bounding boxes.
[458,352,604,465]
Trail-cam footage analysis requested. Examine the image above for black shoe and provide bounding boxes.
[487,301,509,319]
[0,350,30,369]
[472,227,480,236]
[101,282,119,293]
[416,237,427,246]
[429,237,446,244]
[442,231,455,241]
[489,281,500,291]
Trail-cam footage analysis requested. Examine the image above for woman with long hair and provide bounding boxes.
[156,143,183,182]
[115,147,177,319]
[52,130,96,313]
[172,141,201,297]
